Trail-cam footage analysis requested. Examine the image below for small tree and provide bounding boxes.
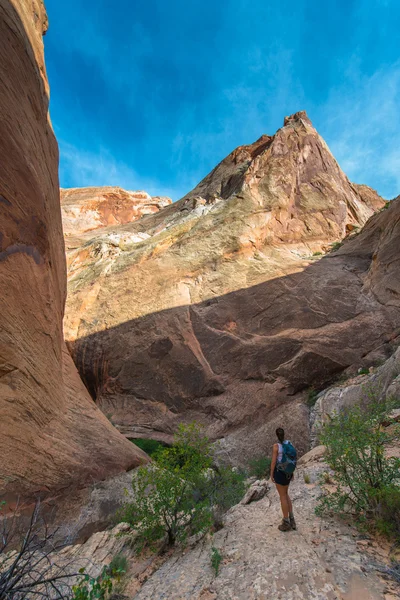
[316,399,400,539]
[118,423,247,551]
[119,424,214,551]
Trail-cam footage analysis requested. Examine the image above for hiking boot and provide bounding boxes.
[290,517,297,530]
[278,519,292,532]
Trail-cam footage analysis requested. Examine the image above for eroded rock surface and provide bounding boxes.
[0,0,147,501]
[311,346,400,445]
[61,187,172,236]
[63,450,397,599]
[63,112,399,465]
[134,466,389,599]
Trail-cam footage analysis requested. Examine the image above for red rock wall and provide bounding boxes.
[0,0,147,500]
[61,187,172,236]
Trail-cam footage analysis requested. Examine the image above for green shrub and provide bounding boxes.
[106,553,128,581]
[372,485,400,541]
[248,456,271,479]
[313,251,323,256]
[316,399,400,542]
[72,568,113,600]
[306,388,319,407]
[330,241,343,252]
[211,547,222,576]
[130,438,166,456]
[303,472,311,484]
[204,465,247,530]
[120,424,213,551]
[358,367,370,375]
[119,423,248,552]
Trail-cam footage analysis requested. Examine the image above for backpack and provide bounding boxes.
[277,441,297,475]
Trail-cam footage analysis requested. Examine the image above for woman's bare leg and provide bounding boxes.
[275,483,289,518]
[287,491,293,515]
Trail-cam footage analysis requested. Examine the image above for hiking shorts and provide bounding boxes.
[274,467,293,486]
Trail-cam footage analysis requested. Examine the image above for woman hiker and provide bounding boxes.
[270,427,297,531]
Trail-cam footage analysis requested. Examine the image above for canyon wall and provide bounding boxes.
[0,0,147,501]
[63,112,399,465]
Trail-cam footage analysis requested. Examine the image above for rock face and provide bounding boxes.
[61,187,172,236]
[133,459,392,599]
[63,111,398,465]
[0,0,147,501]
[48,449,399,599]
[311,346,400,446]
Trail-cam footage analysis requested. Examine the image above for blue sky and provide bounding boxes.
[45,0,400,201]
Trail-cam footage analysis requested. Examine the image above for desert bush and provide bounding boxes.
[72,567,113,600]
[248,456,271,479]
[210,547,222,576]
[0,499,133,600]
[119,423,247,551]
[316,399,400,542]
[119,424,214,551]
[306,388,319,407]
[130,438,166,456]
[0,500,75,599]
[106,553,128,581]
[0,500,116,599]
[330,241,343,252]
[303,472,311,484]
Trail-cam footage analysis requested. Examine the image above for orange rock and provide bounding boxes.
[0,0,147,502]
[61,186,172,236]
[63,111,399,466]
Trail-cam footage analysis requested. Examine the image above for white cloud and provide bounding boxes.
[319,62,400,199]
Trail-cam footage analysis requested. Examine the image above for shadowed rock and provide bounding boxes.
[62,110,399,464]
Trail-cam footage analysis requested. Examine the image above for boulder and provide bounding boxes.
[297,445,327,466]
[240,479,270,504]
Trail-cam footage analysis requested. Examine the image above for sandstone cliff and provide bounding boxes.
[63,112,399,465]
[0,0,147,502]
[61,187,172,237]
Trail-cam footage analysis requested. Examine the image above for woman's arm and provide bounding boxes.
[270,443,278,482]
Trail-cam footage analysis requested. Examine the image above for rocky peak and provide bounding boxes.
[283,109,313,126]
[62,109,394,471]
[177,110,384,242]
